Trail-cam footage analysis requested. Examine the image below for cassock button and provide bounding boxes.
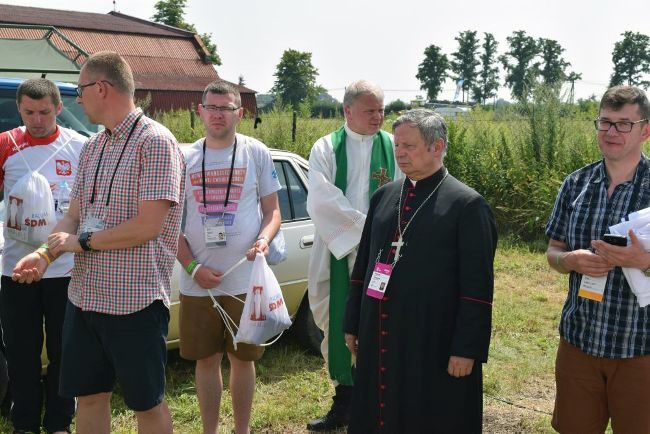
[380,366,387,372]
[405,206,412,211]
[380,420,385,427]
[381,330,388,336]
[380,402,385,408]
[408,192,415,197]
[381,313,389,319]
[382,296,390,302]
[381,348,388,354]
[380,384,386,390]
[390,248,396,254]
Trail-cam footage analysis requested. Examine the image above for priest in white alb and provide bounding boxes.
[306,80,401,432]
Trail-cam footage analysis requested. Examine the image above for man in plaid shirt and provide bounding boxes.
[546,86,650,433]
[13,51,184,434]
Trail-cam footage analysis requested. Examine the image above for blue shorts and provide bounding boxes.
[59,300,169,411]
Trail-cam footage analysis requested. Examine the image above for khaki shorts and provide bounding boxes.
[552,339,650,434]
[179,293,265,362]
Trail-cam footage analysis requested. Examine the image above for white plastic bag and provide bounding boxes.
[234,253,291,345]
[266,229,288,265]
[5,171,56,246]
[4,131,70,246]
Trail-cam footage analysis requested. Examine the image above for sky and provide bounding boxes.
[2,0,649,104]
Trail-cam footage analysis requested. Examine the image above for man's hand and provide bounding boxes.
[193,265,224,290]
[344,333,358,359]
[12,252,48,283]
[246,238,269,261]
[562,248,613,276]
[447,356,474,378]
[47,232,83,256]
[591,230,650,270]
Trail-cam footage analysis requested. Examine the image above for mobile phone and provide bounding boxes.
[603,234,628,246]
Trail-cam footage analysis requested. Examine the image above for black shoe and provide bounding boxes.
[306,408,349,432]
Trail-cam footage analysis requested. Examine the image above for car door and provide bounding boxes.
[270,155,314,316]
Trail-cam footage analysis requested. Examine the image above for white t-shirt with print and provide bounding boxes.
[0,126,85,277]
[181,133,281,296]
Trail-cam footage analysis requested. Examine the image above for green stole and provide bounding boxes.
[329,126,395,385]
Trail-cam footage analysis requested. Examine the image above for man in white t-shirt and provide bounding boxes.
[176,80,281,434]
[0,78,85,434]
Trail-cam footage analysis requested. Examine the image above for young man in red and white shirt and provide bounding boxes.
[0,78,85,434]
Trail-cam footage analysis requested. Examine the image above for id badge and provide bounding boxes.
[578,274,608,302]
[82,215,105,233]
[204,216,226,248]
[366,262,392,299]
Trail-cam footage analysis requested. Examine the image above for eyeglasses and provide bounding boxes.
[201,104,241,113]
[594,118,648,133]
[76,80,114,98]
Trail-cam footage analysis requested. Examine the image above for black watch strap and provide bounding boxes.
[78,232,93,251]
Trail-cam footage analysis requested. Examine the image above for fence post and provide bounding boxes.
[292,111,297,143]
[190,103,196,130]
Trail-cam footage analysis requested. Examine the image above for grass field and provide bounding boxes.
[0,240,574,433]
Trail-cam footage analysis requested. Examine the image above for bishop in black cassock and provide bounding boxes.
[343,109,497,433]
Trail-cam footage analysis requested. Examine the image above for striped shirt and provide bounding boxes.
[546,156,650,358]
[68,109,185,315]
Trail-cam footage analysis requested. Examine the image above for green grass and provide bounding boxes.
[0,241,588,433]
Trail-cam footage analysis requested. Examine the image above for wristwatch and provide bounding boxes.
[78,232,93,251]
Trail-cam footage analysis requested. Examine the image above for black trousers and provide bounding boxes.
[0,275,75,433]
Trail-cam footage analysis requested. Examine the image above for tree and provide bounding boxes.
[416,45,449,101]
[238,75,246,86]
[385,99,409,114]
[472,32,500,105]
[450,31,480,102]
[500,30,540,101]
[151,0,221,65]
[537,38,571,85]
[271,49,319,110]
[609,31,650,88]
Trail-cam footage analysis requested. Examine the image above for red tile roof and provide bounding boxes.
[0,4,191,37]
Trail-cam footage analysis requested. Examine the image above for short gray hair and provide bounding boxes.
[343,80,384,107]
[202,80,241,107]
[393,109,448,151]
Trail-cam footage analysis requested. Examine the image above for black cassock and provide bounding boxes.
[343,168,497,434]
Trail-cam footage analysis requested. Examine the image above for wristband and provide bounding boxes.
[36,250,52,265]
[257,235,270,245]
[186,259,199,275]
[556,252,565,268]
[191,263,202,280]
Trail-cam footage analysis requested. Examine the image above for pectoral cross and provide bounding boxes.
[392,237,405,259]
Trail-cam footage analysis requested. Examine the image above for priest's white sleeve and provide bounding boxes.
[307,139,366,260]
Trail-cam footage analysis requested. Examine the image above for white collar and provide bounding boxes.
[344,123,375,142]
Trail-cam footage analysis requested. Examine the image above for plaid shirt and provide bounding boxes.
[68,109,185,315]
[546,156,650,358]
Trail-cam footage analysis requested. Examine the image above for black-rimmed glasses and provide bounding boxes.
[76,80,114,98]
[201,104,241,113]
[594,118,648,133]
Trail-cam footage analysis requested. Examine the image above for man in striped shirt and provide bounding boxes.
[546,85,650,433]
[13,51,185,434]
